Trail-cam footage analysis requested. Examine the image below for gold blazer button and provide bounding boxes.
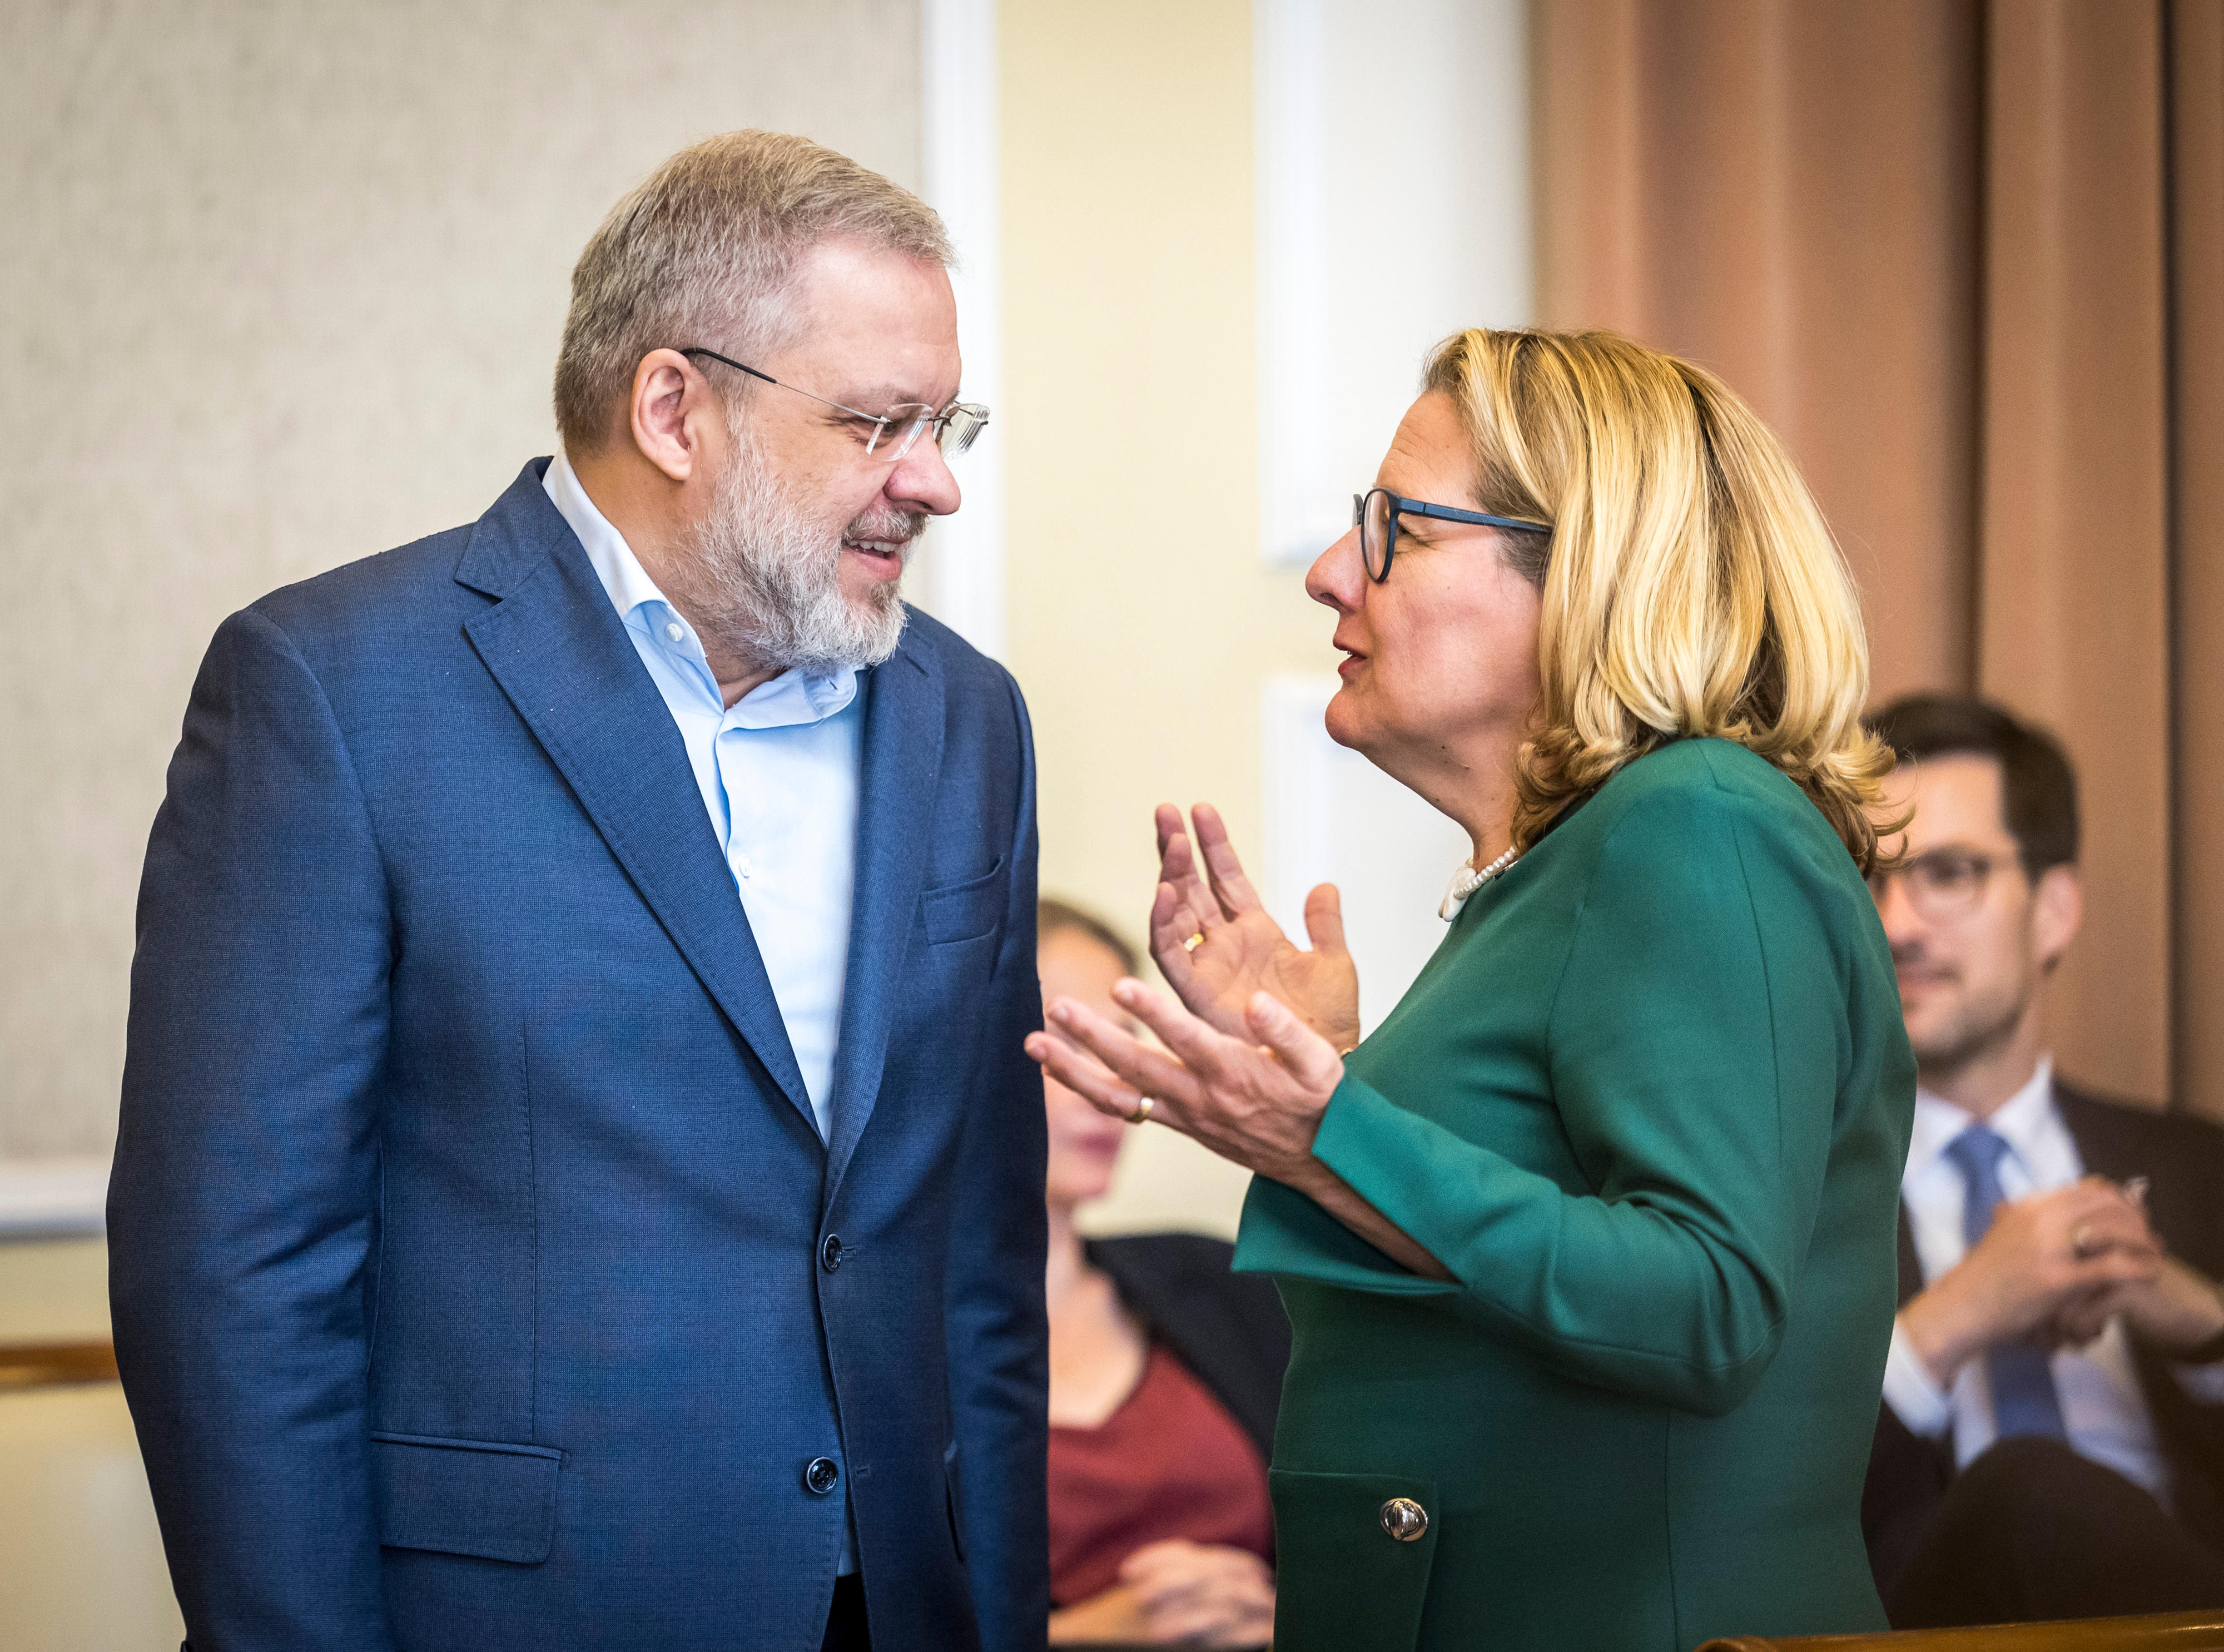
[1379,1496,1429,1542]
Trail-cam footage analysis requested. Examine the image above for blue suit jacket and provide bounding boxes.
[110,460,1050,1652]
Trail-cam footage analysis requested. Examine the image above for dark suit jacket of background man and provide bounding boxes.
[1863,1082,2224,1597]
[108,459,1050,1652]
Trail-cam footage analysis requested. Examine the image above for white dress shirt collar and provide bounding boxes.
[1907,1055,2057,1186]
[542,449,858,728]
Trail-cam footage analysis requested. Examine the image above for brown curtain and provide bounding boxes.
[1534,0,2224,1117]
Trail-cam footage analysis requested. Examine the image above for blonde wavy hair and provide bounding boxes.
[1422,328,1895,871]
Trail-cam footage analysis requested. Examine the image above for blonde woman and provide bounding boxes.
[1027,329,1918,1651]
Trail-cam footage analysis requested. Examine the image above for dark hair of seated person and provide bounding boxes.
[1036,900,1291,1649]
[1866,692,2078,875]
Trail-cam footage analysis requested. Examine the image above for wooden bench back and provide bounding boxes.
[1701,1613,2224,1652]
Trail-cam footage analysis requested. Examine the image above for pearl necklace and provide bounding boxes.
[1438,844,1522,921]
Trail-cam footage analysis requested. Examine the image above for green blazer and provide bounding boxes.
[1235,739,1916,1652]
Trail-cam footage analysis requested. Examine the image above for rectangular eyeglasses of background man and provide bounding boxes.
[106,131,1048,1652]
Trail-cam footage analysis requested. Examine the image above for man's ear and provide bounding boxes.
[2032,862,2083,971]
[628,349,713,483]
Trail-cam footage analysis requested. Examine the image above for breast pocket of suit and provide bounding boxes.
[921,857,1007,948]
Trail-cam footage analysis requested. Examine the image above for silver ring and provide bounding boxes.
[1129,1095,1155,1125]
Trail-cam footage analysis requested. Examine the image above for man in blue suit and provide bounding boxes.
[109,130,1048,1652]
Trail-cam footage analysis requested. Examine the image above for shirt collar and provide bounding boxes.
[542,450,859,729]
[724,665,860,730]
[1908,1055,2056,1182]
[544,448,667,622]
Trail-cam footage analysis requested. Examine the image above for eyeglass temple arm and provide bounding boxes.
[679,346,777,388]
[683,348,984,446]
[681,348,899,433]
[1396,496,1552,535]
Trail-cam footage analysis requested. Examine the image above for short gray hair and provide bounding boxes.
[553,130,954,451]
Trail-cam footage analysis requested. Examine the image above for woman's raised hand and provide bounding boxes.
[1026,975,1342,1185]
[1151,803,1361,1053]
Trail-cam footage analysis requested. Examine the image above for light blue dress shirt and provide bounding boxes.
[542,452,861,1143]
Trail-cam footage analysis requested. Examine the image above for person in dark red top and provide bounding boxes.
[1036,901,1292,1648]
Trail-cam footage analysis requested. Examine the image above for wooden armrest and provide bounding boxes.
[0,1341,120,1389]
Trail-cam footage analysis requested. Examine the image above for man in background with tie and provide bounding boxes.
[1861,694,2224,1627]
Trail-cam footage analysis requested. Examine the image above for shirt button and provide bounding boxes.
[664,621,684,643]
[804,1457,841,1496]
[734,855,752,880]
[821,1234,845,1273]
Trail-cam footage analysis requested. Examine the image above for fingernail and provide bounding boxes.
[1050,1003,1073,1024]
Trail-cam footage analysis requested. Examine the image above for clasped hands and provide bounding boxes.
[1048,1539,1275,1648]
[1900,1175,2224,1387]
[1024,803,1361,1188]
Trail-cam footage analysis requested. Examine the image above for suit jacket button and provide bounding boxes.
[805,1457,841,1496]
[1380,1497,1428,1541]
[820,1234,843,1272]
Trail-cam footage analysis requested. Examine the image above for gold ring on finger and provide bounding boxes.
[1182,932,1204,952]
[1129,1095,1155,1125]
[2072,1222,2101,1259]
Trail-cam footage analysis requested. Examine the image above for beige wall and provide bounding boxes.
[0,0,924,1157]
[0,1241,173,1652]
[1,8,922,1641]
[1000,0,1336,1237]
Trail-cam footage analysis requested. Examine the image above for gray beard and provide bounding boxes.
[673,438,916,676]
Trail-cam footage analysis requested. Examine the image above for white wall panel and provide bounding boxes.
[920,0,1007,658]
[0,0,924,1159]
[1254,0,1532,565]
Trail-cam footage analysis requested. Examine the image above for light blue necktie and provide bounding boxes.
[1943,1124,2067,1441]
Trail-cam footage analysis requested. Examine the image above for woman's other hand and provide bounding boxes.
[1046,1542,1274,1647]
[1152,802,1361,1053]
[1048,1582,1149,1644]
[1031,978,1340,1185]
[1027,975,1454,1281]
[1120,1540,1275,1646]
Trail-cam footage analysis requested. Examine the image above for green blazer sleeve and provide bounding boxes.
[1238,776,1854,1417]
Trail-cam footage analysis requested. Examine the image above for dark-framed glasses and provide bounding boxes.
[681,347,989,462]
[1356,488,1552,583]
[1866,847,2003,921]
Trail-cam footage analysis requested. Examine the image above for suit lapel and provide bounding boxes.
[456,462,814,1126]
[2053,1082,2144,1182]
[824,636,946,1190]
